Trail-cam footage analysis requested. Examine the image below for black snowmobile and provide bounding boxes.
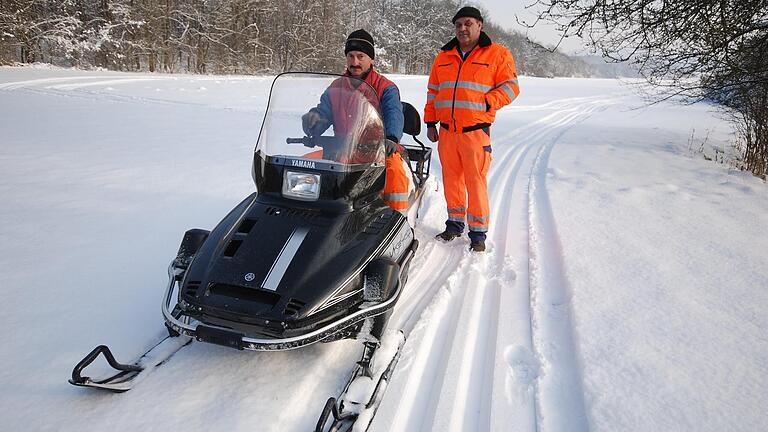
[69,72,431,399]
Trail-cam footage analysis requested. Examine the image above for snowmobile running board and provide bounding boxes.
[68,336,192,392]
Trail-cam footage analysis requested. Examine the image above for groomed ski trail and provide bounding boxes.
[372,95,619,431]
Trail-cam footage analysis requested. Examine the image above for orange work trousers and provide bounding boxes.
[383,151,410,213]
[437,128,492,233]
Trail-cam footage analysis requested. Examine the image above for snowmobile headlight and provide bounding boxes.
[282,171,321,201]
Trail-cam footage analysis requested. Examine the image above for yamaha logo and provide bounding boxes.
[291,159,316,169]
[244,272,255,282]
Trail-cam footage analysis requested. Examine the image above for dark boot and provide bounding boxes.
[435,230,462,242]
[469,240,486,252]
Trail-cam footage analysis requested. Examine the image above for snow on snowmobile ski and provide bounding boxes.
[69,72,432,417]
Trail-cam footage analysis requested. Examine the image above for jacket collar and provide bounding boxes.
[441,31,492,52]
[344,66,377,83]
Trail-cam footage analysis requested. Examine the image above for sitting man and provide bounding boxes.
[302,29,411,214]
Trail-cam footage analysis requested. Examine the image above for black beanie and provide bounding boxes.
[452,6,484,24]
[345,29,375,60]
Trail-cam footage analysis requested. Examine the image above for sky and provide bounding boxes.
[471,1,589,54]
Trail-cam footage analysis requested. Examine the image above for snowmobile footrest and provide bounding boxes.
[69,345,143,389]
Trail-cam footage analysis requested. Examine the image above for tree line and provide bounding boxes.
[0,0,602,77]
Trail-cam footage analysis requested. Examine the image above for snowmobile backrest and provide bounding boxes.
[399,101,431,187]
[402,102,421,136]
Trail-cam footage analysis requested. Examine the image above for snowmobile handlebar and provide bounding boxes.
[286,136,339,148]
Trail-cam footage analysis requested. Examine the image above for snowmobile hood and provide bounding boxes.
[179,193,406,330]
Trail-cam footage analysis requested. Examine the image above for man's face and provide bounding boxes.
[346,51,373,78]
[454,17,482,47]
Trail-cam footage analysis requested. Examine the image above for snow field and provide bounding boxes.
[1,67,766,432]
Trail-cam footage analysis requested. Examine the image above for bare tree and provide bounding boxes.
[0,0,83,64]
[528,0,768,177]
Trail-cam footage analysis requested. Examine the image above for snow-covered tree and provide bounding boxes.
[0,0,606,79]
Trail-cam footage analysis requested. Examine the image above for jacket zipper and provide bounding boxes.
[451,54,464,133]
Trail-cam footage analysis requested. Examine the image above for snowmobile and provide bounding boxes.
[69,72,431,404]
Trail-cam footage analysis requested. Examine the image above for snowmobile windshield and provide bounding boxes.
[256,72,386,169]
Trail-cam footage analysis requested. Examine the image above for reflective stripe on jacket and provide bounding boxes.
[424,32,519,132]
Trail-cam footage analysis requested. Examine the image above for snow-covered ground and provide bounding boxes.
[1,66,766,431]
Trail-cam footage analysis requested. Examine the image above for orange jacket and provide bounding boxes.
[424,32,519,132]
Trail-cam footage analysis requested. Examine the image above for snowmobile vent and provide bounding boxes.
[283,299,306,316]
[237,218,258,234]
[185,280,202,297]
[223,239,243,257]
[209,283,280,307]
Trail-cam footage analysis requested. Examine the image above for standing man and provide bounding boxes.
[424,6,520,252]
[303,29,410,214]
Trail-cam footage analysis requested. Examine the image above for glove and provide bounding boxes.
[384,139,398,157]
[427,126,439,143]
[301,110,321,136]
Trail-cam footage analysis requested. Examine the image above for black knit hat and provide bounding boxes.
[452,6,484,24]
[345,29,375,60]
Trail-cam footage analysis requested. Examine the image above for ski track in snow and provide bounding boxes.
[4,68,766,432]
[13,72,617,430]
[1,74,267,114]
[525,98,615,431]
[373,95,620,431]
[0,75,129,90]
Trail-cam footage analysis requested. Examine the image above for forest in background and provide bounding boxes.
[0,0,615,78]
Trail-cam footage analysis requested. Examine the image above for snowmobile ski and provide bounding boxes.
[69,335,192,392]
[316,331,406,432]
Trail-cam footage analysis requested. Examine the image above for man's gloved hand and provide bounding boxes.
[302,110,321,136]
[384,139,399,157]
[427,126,439,142]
